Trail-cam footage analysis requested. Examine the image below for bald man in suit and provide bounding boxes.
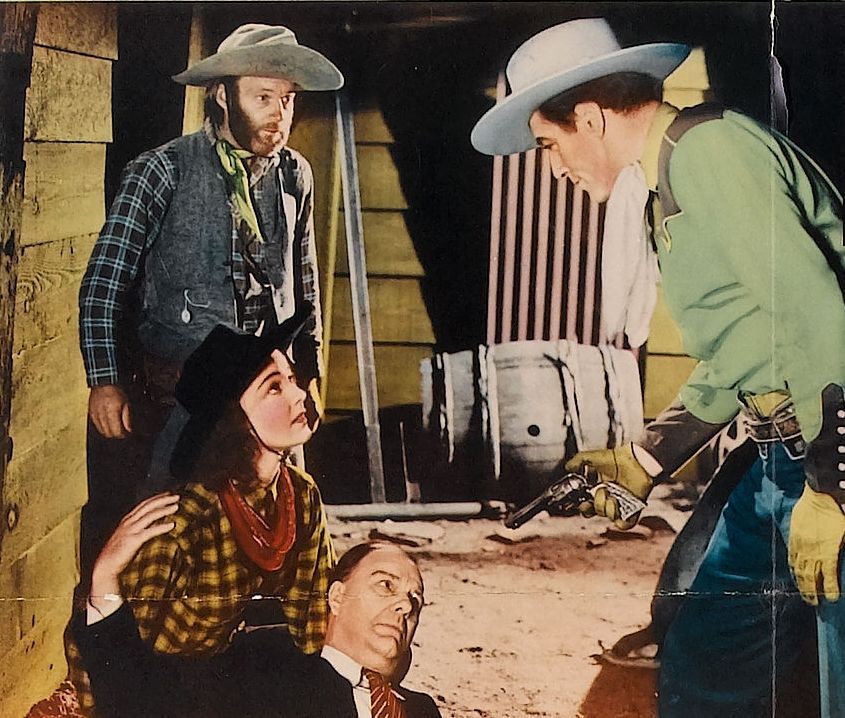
[75,496,440,718]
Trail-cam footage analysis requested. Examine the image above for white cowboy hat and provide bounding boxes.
[471,19,690,156]
[172,23,344,90]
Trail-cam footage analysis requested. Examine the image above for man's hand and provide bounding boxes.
[88,384,133,438]
[788,483,845,605]
[564,443,653,530]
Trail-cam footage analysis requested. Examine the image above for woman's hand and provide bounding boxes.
[88,493,179,621]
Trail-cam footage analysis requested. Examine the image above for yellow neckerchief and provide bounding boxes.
[640,102,680,192]
[215,138,264,243]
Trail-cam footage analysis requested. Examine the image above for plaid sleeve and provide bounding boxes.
[281,467,336,654]
[293,154,325,379]
[78,148,176,386]
[119,528,187,647]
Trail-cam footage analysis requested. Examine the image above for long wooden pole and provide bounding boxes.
[335,89,386,504]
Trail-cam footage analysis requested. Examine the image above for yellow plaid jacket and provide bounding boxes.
[121,464,335,655]
[68,463,335,711]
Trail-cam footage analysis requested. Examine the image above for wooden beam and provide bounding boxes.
[326,343,434,410]
[0,1,38,562]
[336,90,386,502]
[13,234,96,353]
[21,144,105,246]
[24,46,112,143]
[336,211,424,276]
[332,277,435,343]
[34,3,117,59]
[182,5,208,135]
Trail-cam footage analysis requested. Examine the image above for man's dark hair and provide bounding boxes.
[329,541,419,586]
[538,72,662,128]
[204,77,239,129]
[190,400,263,492]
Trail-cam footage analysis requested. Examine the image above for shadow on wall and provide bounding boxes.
[365,25,497,354]
[305,405,441,504]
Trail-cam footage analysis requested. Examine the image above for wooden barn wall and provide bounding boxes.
[325,107,435,414]
[0,4,117,712]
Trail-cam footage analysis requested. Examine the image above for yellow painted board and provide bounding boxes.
[643,354,698,419]
[10,330,87,458]
[332,277,435,344]
[35,3,118,59]
[664,47,710,91]
[290,95,341,298]
[336,211,424,276]
[2,419,87,563]
[354,107,394,143]
[664,89,708,111]
[647,285,686,355]
[10,514,79,639]
[22,143,105,246]
[0,562,20,663]
[0,514,80,715]
[325,343,434,410]
[182,7,209,135]
[25,46,113,143]
[356,145,408,210]
[14,235,95,353]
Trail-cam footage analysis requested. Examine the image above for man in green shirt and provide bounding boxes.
[472,18,845,717]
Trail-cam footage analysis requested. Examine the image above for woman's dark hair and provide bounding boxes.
[538,72,663,128]
[204,77,239,130]
[190,400,262,493]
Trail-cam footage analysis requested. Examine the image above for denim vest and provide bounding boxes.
[137,131,305,363]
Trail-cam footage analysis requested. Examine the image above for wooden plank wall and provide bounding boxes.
[287,94,342,396]
[325,107,435,414]
[0,4,117,712]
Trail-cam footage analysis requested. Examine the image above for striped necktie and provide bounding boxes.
[362,668,406,718]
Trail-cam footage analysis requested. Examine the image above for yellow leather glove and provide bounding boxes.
[788,483,845,605]
[564,443,653,530]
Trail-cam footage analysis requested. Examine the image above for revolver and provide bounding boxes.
[504,469,647,529]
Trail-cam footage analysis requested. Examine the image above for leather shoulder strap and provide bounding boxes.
[657,103,725,216]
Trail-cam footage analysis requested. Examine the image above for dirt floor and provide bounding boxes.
[329,487,687,718]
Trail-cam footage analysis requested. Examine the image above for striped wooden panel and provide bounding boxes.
[486,74,615,349]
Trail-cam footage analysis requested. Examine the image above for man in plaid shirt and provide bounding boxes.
[77,24,343,580]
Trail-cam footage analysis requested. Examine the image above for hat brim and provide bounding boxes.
[169,306,313,482]
[471,43,691,156]
[173,44,344,90]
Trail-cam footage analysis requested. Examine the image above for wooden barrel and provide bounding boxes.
[420,347,485,470]
[421,340,643,500]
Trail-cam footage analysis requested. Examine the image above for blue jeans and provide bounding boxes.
[659,443,845,717]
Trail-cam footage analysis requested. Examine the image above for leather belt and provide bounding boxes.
[740,394,806,459]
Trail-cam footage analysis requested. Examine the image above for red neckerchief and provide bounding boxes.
[218,465,297,572]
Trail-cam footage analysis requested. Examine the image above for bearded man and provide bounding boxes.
[77,23,342,581]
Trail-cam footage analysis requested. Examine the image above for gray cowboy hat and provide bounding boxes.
[471,19,690,156]
[172,23,344,90]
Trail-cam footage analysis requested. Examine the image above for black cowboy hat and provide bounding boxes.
[169,303,316,481]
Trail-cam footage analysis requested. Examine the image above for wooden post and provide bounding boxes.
[0,3,38,555]
[335,89,387,503]
[182,4,208,135]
